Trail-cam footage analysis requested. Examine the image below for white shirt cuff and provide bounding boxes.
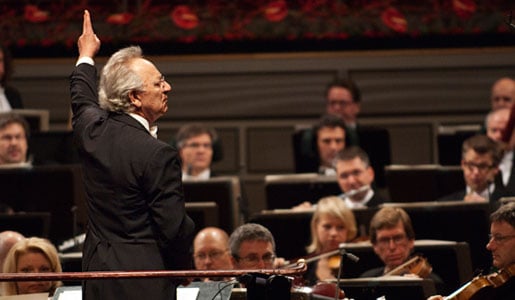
[75,57,94,66]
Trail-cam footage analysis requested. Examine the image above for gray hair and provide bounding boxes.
[490,202,515,228]
[176,123,218,149]
[229,223,275,258]
[98,46,145,113]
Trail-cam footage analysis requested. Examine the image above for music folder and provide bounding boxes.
[334,277,436,300]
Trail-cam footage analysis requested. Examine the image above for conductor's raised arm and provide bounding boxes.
[77,10,100,60]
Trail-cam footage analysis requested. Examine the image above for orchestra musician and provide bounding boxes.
[361,207,446,294]
[303,196,358,285]
[428,202,515,300]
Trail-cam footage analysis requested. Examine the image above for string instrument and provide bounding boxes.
[383,255,432,278]
[444,263,515,300]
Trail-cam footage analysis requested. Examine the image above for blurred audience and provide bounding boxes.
[0,44,24,112]
[485,108,515,193]
[175,123,219,180]
[325,77,361,144]
[2,237,62,296]
[0,231,24,271]
[490,77,515,111]
[0,114,30,167]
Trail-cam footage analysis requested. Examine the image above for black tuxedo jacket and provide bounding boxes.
[437,182,509,213]
[70,63,194,300]
[4,85,23,109]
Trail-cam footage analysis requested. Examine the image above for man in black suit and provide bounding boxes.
[335,146,387,208]
[438,134,508,212]
[175,123,218,180]
[485,108,515,194]
[0,44,23,111]
[70,11,194,300]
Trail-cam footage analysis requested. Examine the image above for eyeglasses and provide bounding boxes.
[194,250,227,261]
[328,99,354,107]
[235,253,276,265]
[462,161,494,173]
[376,234,407,248]
[154,75,167,89]
[184,142,212,149]
[339,169,365,180]
[488,234,515,244]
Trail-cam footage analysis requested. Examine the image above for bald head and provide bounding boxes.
[486,108,510,142]
[491,77,515,110]
[193,227,232,271]
[0,231,24,271]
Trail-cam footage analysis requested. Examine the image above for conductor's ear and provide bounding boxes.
[129,90,142,108]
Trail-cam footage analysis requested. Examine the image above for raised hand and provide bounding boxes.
[78,10,100,59]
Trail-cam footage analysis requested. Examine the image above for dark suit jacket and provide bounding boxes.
[437,183,508,213]
[4,85,23,109]
[70,63,194,300]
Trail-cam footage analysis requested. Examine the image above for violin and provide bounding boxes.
[444,263,515,300]
[383,255,432,278]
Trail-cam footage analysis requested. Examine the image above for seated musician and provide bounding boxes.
[303,196,358,286]
[428,202,515,300]
[293,146,387,211]
[0,114,31,168]
[438,134,508,212]
[192,227,234,282]
[360,207,446,294]
[229,223,281,270]
[1,237,62,296]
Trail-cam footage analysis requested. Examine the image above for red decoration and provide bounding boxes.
[171,5,199,30]
[24,5,49,23]
[264,1,288,22]
[452,0,477,19]
[106,13,134,25]
[381,7,407,33]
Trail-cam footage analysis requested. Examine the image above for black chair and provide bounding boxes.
[385,165,464,202]
[264,173,341,210]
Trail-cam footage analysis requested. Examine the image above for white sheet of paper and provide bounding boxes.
[176,287,200,300]
[53,290,82,300]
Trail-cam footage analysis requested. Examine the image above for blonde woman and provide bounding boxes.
[2,237,62,296]
[304,196,357,285]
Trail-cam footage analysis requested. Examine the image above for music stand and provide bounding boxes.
[337,277,436,300]
[264,173,341,209]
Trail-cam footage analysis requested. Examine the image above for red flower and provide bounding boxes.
[381,7,407,33]
[106,13,134,25]
[24,5,49,23]
[452,0,476,19]
[264,1,288,22]
[170,5,199,30]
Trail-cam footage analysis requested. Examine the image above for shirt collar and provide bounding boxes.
[342,189,374,208]
[128,113,158,138]
[182,169,211,181]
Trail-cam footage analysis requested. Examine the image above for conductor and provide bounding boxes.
[70,10,194,300]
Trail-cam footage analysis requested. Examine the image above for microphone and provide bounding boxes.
[334,244,360,300]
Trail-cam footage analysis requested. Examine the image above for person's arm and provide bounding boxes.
[77,10,100,64]
[69,10,102,125]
